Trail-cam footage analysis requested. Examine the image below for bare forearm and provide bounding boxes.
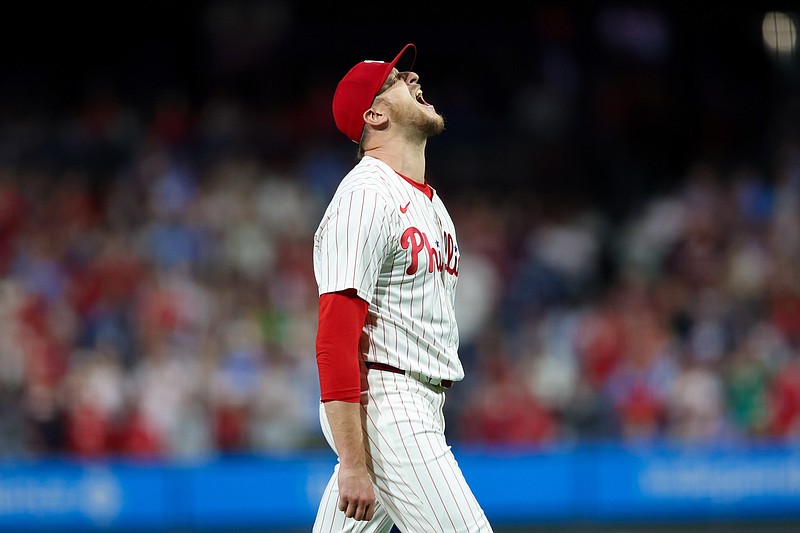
[324,400,367,467]
[324,400,375,521]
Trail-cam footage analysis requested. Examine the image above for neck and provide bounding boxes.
[364,140,427,184]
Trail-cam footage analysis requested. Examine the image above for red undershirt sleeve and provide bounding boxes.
[316,288,368,403]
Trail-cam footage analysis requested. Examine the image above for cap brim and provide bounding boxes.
[390,43,417,73]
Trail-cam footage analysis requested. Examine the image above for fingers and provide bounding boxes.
[338,496,375,521]
[336,466,376,522]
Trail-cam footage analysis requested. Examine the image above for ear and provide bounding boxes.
[363,106,388,129]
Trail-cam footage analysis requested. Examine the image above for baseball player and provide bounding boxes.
[312,43,493,532]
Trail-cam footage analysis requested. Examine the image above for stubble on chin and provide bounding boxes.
[426,113,445,137]
[416,110,445,138]
[393,102,445,138]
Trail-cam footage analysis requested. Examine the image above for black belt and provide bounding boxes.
[365,361,453,388]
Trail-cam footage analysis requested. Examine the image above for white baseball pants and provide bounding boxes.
[313,370,493,532]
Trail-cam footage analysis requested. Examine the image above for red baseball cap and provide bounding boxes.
[332,43,417,143]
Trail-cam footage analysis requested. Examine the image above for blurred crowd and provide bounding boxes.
[0,102,796,459]
[451,152,800,448]
[0,92,330,458]
[0,65,799,460]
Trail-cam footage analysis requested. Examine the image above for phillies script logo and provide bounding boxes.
[400,227,459,276]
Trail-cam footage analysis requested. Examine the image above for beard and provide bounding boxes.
[419,111,445,137]
[392,102,445,138]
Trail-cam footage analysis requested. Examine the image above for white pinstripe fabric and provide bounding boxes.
[313,156,464,382]
[312,371,493,532]
[312,156,491,531]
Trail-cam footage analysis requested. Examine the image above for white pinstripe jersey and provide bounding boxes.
[313,156,464,383]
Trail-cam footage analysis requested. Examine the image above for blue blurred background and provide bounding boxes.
[0,1,799,531]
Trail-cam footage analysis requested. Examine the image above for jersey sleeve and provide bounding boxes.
[313,187,391,301]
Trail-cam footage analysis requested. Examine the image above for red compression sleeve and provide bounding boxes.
[316,289,368,403]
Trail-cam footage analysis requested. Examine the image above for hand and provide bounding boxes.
[337,463,376,521]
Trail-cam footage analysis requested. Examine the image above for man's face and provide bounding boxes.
[375,69,445,138]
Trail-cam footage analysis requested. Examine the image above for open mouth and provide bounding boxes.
[415,89,432,107]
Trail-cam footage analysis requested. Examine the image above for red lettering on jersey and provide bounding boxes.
[444,233,459,276]
[401,227,424,274]
[401,227,458,277]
